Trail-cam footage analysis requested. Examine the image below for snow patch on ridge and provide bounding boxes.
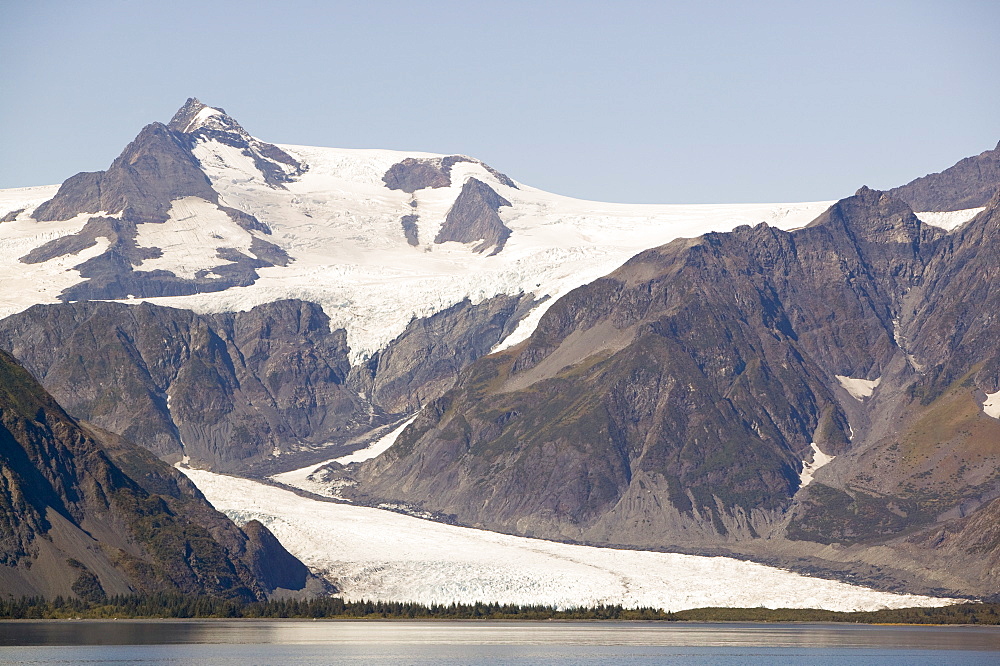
[799,443,835,488]
[915,207,985,231]
[180,468,956,612]
[836,375,881,400]
[983,390,1000,419]
[135,196,258,278]
[183,106,223,133]
[335,415,416,465]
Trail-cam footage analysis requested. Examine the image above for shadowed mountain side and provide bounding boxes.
[0,349,321,600]
[0,294,535,472]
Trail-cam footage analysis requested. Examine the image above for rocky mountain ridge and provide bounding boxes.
[0,348,322,600]
[336,179,1000,597]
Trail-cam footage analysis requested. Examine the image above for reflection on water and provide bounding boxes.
[1,621,998,665]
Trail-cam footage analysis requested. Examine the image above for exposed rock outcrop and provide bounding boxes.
[383,155,516,193]
[0,294,536,472]
[0,349,320,600]
[434,178,513,254]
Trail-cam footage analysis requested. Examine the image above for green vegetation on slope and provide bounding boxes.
[1,594,998,624]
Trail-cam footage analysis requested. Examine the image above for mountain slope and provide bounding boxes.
[889,141,1000,212]
[0,293,533,471]
[0,348,319,599]
[342,186,1000,597]
[0,99,830,471]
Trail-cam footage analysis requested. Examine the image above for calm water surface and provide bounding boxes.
[1,620,998,664]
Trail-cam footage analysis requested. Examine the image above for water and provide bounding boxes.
[1,620,998,664]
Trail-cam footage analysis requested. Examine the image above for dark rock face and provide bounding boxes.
[25,99,294,302]
[434,178,513,254]
[383,155,516,193]
[0,300,360,471]
[352,294,539,414]
[345,187,1000,596]
[0,208,24,223]
[888,140,1000,211]
[0,349,317,600]
[33,123,218,224]
[400,214,420,246]
[0,294,535,472]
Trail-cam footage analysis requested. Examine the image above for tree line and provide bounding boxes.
[1,594,997,624]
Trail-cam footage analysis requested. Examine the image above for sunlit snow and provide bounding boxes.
[181,468,955,612]
[835,375,881,401]
[270,417,416,497]
[0,143,833,362]
[983,389,1000,419]
[134,196,257,278]
[799,443,836,488]
[915,207,985,231]
[334,416,416,465]
[182,105,223,133]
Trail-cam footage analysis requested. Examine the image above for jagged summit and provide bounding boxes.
[168,97,228,134]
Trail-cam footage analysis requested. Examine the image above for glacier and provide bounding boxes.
[0,138,834,362]
[181,468,956,612]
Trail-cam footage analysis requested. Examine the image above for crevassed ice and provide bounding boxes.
[180,468,957,612]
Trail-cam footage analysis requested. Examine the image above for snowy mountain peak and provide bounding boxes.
[168,97,228,134]
[0,99,836,361]
[167,97,305,188]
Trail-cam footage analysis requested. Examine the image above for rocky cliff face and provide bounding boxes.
[0,349,319,600]
[345,186,1000,597]
[433,178,513,255]
[0,294,534,472]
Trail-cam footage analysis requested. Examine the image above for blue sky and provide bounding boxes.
[2,0,997,203]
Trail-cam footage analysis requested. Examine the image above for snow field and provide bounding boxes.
[0,203,113,319]
[835,375,881,401]
[181,468,957,612]
[141,141,836,362]
[983,389,1000,419]
[915,207,985,231]
[134,196,260,278]
[0,142,833,362]
[799,443,836,488]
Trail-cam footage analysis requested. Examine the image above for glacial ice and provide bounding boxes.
[181,468,956,612]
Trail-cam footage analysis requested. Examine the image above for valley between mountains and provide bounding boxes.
[1,98,999,608]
